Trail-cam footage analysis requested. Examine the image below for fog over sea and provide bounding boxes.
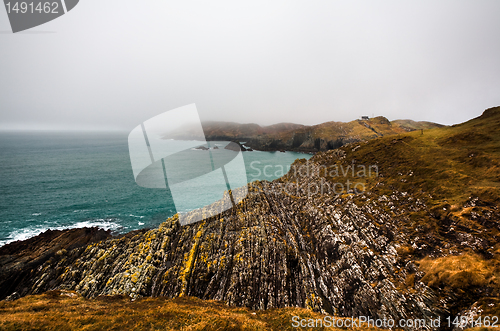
[0,131,311,246]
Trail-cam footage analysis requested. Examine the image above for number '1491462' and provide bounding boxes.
[5,2,59,14]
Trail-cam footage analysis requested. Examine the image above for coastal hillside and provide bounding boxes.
[166,117,444,152]
[1,107,499,329]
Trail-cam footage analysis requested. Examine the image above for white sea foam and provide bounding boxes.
[0,226,47,247]
[70,219,122,231]
[138,222,145,226]
[0,219,123,247]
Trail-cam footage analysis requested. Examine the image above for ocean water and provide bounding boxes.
[0,131,311,246]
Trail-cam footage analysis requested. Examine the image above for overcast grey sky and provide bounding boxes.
[0,0,499,130]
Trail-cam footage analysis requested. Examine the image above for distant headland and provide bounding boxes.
[163,116,444,153]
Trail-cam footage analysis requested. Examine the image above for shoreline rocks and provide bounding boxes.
[0,180,442,326]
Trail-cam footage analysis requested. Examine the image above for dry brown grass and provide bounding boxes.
[0,291,381,331]
[418,253,500,291]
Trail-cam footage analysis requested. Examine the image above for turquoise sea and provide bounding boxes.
[0,132,311,246]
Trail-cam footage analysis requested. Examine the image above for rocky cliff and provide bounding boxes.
[1,107,499,330]
[0,183,441,324]
[0,227,112,300]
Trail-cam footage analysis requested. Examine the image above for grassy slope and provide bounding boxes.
[308,107,499,207]
[0,291,380,331]
[308,106,500,317]
[392,119,446,131]
[329,107,500,206]
[386,108,495,207]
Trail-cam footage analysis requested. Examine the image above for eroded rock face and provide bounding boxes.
[0,227,111,300]
[0,160,442,327]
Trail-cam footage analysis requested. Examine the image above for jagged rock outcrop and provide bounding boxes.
[0,158,442,327]
[0,227,112,300]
